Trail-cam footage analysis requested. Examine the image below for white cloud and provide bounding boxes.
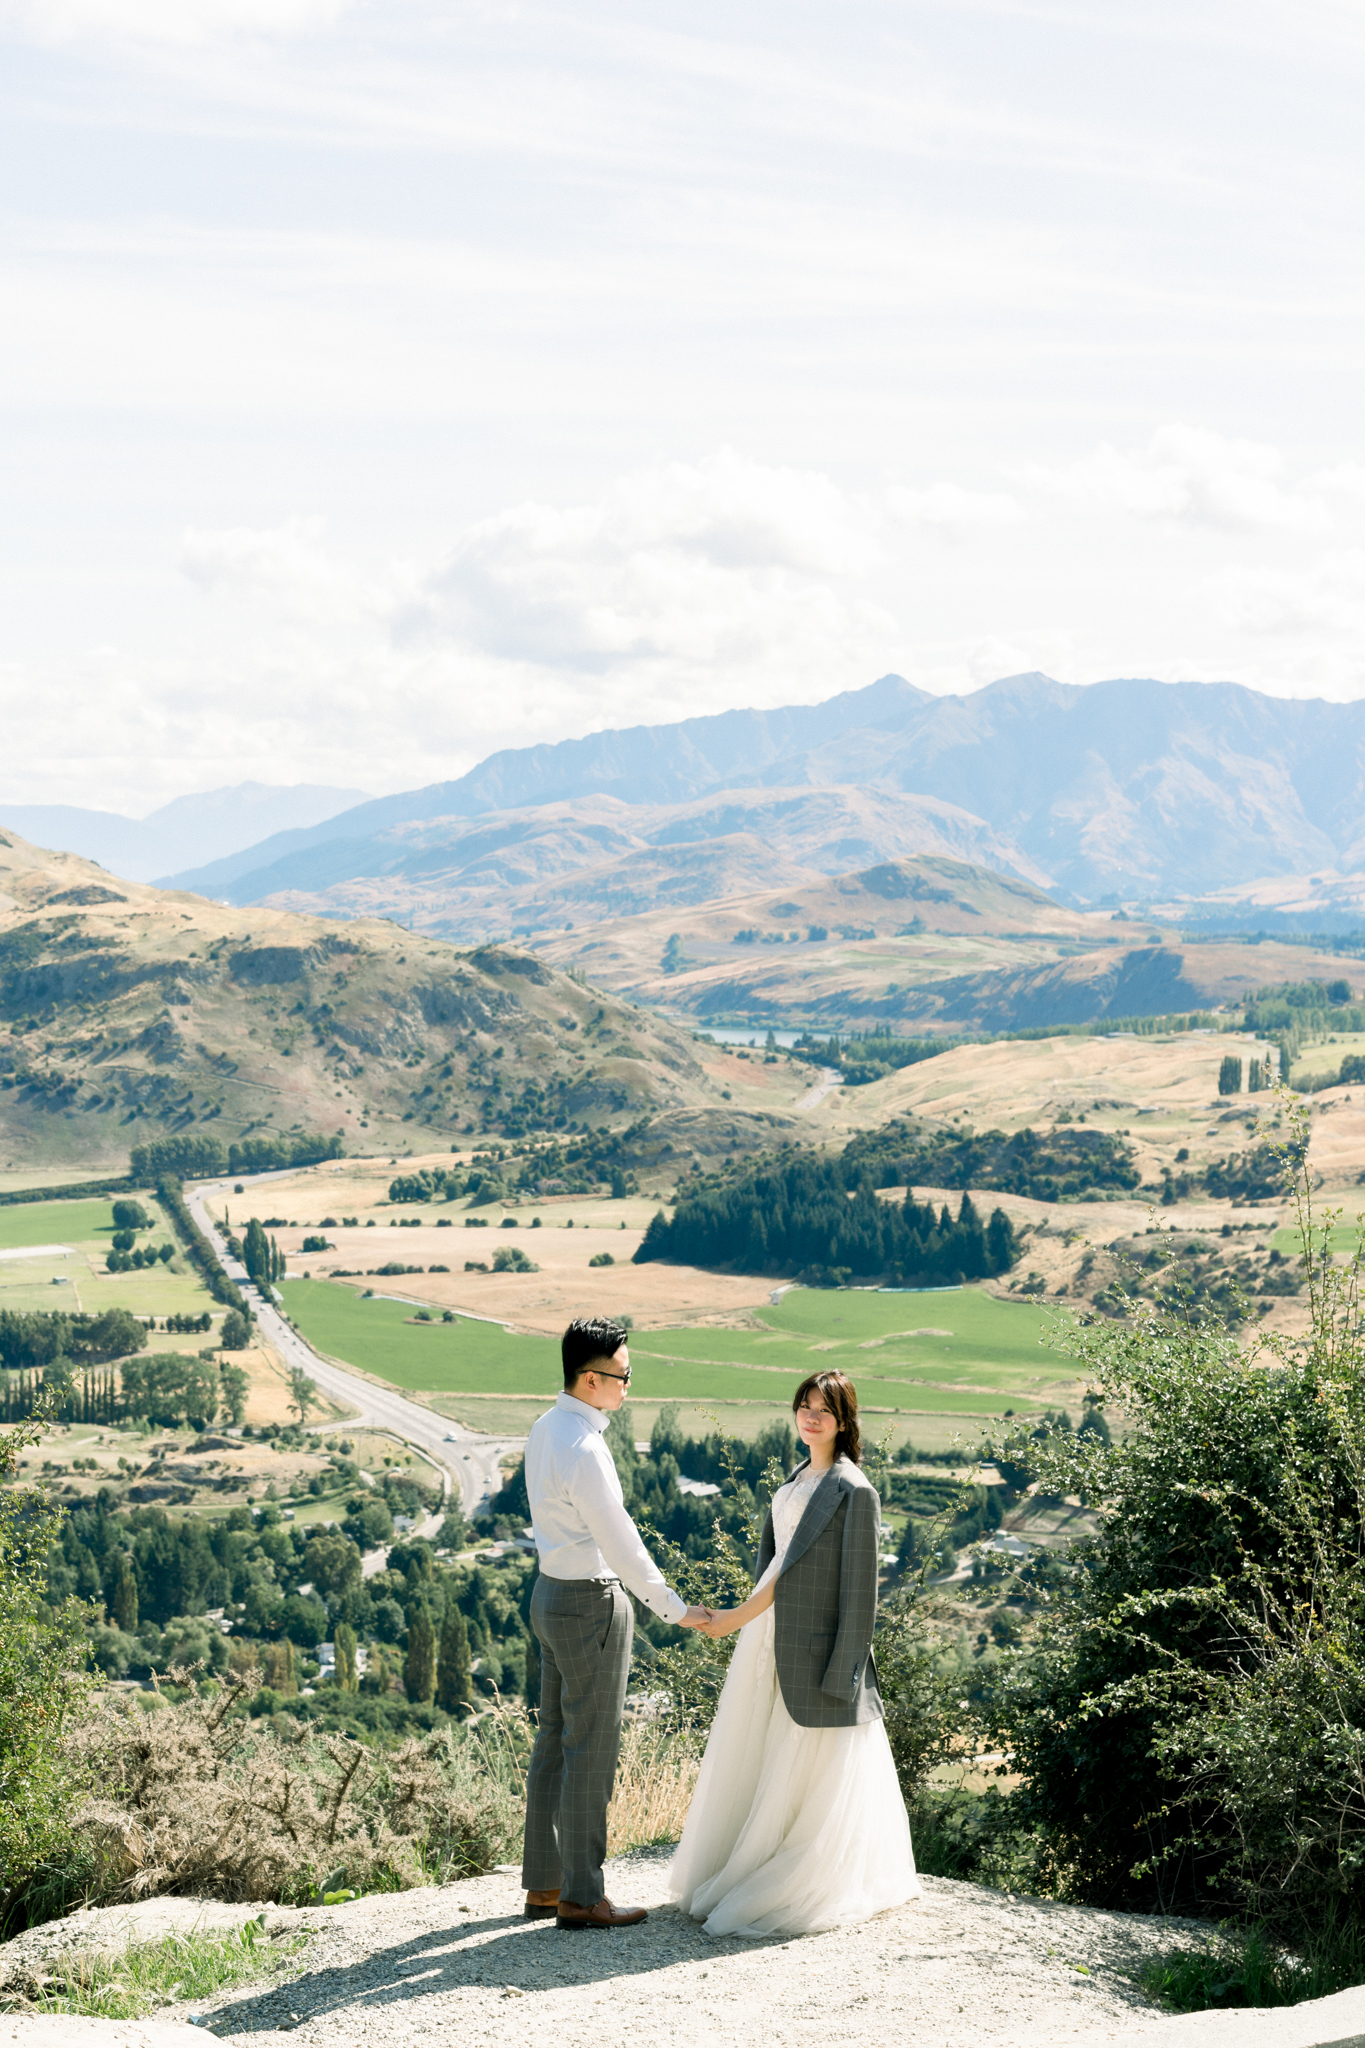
[395,449,888,675]
[2,0,345,44]
[1212,550,1365,637]
[1021,425,1330,534]
[885,483,1021,530]
[180,517,364,623]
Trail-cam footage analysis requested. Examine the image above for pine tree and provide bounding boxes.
[985,1208,1015,1275]
[435,1605,472,1716]
[405,1610,437,1704]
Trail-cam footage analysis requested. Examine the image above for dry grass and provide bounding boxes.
[607,1720,701,1856]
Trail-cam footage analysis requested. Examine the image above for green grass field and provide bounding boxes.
[0,1198,122,1249]
[281,1279,1080,1422]
[0,1193,221,1319]
[1272,1216,1365,1257]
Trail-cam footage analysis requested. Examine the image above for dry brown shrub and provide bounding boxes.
[65,1673,523,1905]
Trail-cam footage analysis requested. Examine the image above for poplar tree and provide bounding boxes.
[333,1620,359,1694]
[436,1605,472,1717]
[113,1551,138,1632]
[404,1611,437,1705]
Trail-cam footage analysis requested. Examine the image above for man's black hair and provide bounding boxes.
[562,1317,629,1388]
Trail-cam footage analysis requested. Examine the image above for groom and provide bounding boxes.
[520,1317,709,1930]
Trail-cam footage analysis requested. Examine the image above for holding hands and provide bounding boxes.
[679,1603,742,1636]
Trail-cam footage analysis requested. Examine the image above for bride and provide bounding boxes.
[667,1370,919,1938]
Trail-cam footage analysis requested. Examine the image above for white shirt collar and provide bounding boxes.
[557,1388,610,1434]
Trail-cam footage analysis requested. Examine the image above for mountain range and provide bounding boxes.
[0,783,369,884]
[162,673,1365,916]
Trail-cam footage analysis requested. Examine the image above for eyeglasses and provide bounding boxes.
[590,1367,631,1385]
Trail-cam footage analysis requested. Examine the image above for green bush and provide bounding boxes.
[0,1409,92,1925]
[984,1101,1365,1937]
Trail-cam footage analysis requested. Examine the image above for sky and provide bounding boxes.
[4,0,1365,813]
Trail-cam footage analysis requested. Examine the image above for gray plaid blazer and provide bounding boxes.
[754,1455,884,1729]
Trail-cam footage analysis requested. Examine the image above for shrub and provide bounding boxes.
[491,1245,537,1273]
[59,1675,523,1905]
[588,1251,615,1267]
[984,1100,1365,1935]
[0,1410,92,1924]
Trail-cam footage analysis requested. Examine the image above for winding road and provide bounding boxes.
[793,1064,843,1112]
[187,1179,527,1522]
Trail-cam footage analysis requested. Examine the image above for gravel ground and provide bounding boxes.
[20,1850,1217,2048]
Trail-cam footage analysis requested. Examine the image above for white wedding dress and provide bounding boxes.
[666,1465,920,1938]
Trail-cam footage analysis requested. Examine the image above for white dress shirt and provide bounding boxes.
[525,1390,687,1624]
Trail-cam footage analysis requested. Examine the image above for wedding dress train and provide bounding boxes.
[666,1468,919,1939]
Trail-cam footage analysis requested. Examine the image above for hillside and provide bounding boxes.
[163,671,1365,905]
[0,829,730,1170]
[172,783,1041,932]
[520,856,1355,1031]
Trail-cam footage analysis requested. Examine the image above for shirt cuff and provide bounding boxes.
[648,1586,688,1624]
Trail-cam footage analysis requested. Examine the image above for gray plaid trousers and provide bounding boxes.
[521,1575,633,1907]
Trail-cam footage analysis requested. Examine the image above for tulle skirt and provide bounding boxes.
[665,1600,920,1938]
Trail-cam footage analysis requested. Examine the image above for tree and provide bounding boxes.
[404,1610,437,1704]
[111,1200,150,1231]
[344,1494,394,1551]
[242,1219,272,1289]
[333,1619,359,1694]
[0,1406,91,1906]
[436,1605,472,1716]
[492,1244,537,1273]
[261,1639,295,1694]
[303,1528,362,1601]
[117,1354,220,1429]
[288,1369,321,1425]
[1218,1053,1243,1095]
[112,1549,138,1633]
[130,1134,228,1180]
[219,1362,249,1425]
[219,1309,251,1352]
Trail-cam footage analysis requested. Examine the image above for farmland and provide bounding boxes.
[281,1274,1081,1451]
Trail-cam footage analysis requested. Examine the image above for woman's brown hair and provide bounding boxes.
[791,1370,861,1465]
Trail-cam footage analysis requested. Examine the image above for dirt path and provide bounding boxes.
[43,1851,1225,2048]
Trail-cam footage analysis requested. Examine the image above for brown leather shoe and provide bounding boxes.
[524,1889,561,1920]
[556,1896,648,1931]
